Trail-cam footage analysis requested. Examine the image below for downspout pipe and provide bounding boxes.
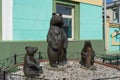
[104,0,107,50]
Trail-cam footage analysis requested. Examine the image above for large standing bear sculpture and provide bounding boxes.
[79,40,95,69]
[47,13,68,68]
[23,46,42,78]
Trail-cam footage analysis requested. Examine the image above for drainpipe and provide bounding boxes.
[104,0,107,50]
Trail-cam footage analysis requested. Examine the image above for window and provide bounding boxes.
[56,4,74,40]
[113,7,119,23]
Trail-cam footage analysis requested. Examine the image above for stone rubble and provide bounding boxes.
[9,61,120,80]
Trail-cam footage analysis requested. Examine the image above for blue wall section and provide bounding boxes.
[13,0,52,40]
[80,3,103,40]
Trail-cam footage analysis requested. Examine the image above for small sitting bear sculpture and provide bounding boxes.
[23,46,42,78]
[47,13,68,68]
[79,40,95,69]
[0,68,3,80]
[0,68,8,80]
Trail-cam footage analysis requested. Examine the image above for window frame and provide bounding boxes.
[53,0,80,41]
[56,4,74,40]
[113,7,119,23]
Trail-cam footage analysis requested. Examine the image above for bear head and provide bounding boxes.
[25,46,38,56]
[84,40,92,48]
[50,13,64,27]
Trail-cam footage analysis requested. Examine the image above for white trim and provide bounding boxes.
[62,15,72,18]
[72,7,74,40]
[2,0,13,40]
[62,14,74,40]
[68,7,74,40]
[56,4,74,40]
[61,9,74,40]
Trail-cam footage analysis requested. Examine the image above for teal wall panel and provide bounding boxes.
[13,0,52,40]
[109,27,120,52]
[80,3,103,40]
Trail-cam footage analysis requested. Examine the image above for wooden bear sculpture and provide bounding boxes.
[23,46,42,78]
[47,13,68,68]
[80,40,95,69]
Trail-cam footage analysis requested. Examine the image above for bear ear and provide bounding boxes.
[59,14,62,16]
[25,46,28,50]
[52,13,56,16]
[85,40,87,42]
[88,40,91,43]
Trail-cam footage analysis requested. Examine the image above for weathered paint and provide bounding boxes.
[80,3,103,40]
[13,0,52,40]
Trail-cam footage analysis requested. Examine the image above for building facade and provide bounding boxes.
[0,0,104,59]
[107,0,120,23]
[1,0,103,41]
[106,0,120,53]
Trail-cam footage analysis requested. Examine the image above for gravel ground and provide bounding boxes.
[9,60,120,80]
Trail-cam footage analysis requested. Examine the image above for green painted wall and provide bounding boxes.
[0,1,105,62]
[0,41,48,60]
[80,3,103,40]
[13,0,52,40]
[0,0,2,40]
[0,40,105,60]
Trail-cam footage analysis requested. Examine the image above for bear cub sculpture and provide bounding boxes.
[47,13,68,68]
[0,68,4,80]
[80,40,95,69]
[23,46,42,78]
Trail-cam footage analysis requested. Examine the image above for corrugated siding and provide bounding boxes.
[13,0,52,40]
[80,3,103,40]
